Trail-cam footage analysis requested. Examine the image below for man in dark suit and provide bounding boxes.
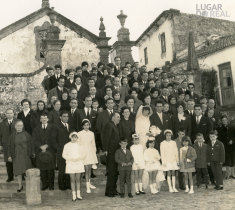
[102,112,121,197]
[68,98,80,132]
[32,113,55,190]
[48,64,65,90]
[191,104,213,143]
[188,83,200,104]
[96,98,115,148]
[48,77,69,104]
[0,109,16,182]
[178,79,188,94]
[207,130,225,190]
[52,111,72,190]
[158,87,169,103]
[78,96,96,132]
[150,100,173,151]
[41,67,54,95]
[72,75,88,108]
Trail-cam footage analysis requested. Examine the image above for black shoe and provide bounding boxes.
[215,186,223,190]
[135,191,140,195]
[6,178,14,182]
[128,193,133,198]
[17,186,23,193]
[91,173,96,178]
[139,191,146,194]
[41,186,48,191]
[120,193,125,198]
[105,193,114,197]
[113,191,120,196]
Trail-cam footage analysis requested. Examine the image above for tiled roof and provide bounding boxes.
[172,34,235,65]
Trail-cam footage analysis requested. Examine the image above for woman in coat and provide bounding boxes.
[17,99,34,135]
[48,100,61,125]
[172,102,191,138]
[119,106,135,149]
[218,115,235,179]
[8,120,33,192]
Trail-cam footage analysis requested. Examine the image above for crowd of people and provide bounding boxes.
[0,56,234,201]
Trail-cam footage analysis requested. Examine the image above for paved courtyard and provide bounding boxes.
[0,178,234,210]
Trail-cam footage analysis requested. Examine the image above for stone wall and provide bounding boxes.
[0,13,101,114]
[0,70,47,114]
[172,13,235,55]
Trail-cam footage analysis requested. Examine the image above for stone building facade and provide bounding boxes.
[0,1,111,112]
[136,9,235,69]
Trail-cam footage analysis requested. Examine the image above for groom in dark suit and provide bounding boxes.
[150,100,172,151]
[52,111,72,190]
[191,104,213,143]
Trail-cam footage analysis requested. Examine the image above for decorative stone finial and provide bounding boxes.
[48,7,57,25]
[117,10,127,28]
[42,0,50,8]
[99,17,106,38]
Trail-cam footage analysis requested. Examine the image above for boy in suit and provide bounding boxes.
[115,139,134,198]
[207,130,225,190]
[193,133,209,189]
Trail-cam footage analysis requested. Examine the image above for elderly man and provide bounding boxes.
[0,109,17,182]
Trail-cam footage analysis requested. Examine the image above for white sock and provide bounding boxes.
[135,183,139,192]
[72,191,76,200]
[139,183,143,191]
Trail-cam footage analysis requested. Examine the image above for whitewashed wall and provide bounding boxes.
[137,18,174,70]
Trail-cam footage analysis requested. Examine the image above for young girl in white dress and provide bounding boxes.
[144,138,162,194]
[62,132,86,201]
[135,105,153,150]
[77,119,98,193]
[130,134,145,195]
[160,129,179,193]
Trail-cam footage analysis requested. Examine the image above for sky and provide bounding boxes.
[0,0,235,60]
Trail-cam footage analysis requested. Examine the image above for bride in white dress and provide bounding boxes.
[135,105,153,150]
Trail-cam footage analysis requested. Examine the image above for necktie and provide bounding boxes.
[64,123,68,131]
[8,121,12,132]
[71,109,74,115]
[87,109,90,118]
[196,116,200,125]
[43,125,46,131]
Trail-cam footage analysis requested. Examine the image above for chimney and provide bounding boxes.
[42,0,50,8]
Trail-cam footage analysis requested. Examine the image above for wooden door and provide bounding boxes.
[218,62,235,106]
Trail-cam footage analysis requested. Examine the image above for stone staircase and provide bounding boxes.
[0,153,107,200]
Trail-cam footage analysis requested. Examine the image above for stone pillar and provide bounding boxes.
[97,17,111,64]
[44,39,65,67]
[26,168,41,205]
[112,10,134,65]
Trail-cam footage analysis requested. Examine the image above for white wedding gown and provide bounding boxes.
[135,105,151,150]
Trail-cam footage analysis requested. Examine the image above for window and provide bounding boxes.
[161,33,166,54]
[144,47,148,65]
